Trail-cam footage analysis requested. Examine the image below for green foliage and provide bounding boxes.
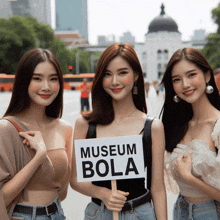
[0,15,102,75]
[201,3,220,70]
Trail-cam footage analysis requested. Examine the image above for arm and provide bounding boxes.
[2,130,47,206]
[174,152,220,201]
[58,124,73,201]
[70,117,129,211]
[150,119,167,220]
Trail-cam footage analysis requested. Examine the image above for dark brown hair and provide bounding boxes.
[4,48,63,118]
[84,43,147,125]
[161,48,220,152]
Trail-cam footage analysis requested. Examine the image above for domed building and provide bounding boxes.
[135,4,191,82]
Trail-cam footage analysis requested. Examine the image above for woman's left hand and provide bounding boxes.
[174,151,193,183]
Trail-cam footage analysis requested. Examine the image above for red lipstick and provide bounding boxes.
[39,94,51,99]
[112,88,122,93]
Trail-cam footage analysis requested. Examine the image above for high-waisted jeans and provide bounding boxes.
[11,196,66,220]
[174,194,220,220]
[84,199,156,220]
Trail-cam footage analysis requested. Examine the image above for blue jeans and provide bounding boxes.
[81,98,90,112]
[11,196,66,220]
[174,195,220,220]
[84,200,156,220]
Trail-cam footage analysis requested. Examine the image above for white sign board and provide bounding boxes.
[75,135,145,182]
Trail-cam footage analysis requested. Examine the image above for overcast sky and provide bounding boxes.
[87,0,220,45]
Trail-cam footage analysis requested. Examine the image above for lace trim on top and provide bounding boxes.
[165,118,220,196]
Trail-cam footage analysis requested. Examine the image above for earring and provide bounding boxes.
[173,95,180,103]
[133,82,138,95]
[206,84,214,94]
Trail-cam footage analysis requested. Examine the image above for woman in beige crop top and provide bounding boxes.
[160,48,220,219]
[0,48,72,220]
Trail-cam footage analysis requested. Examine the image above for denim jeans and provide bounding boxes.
[11,196,66,220]
[84,200,156,220]
[174,194,220,220]
[81,98,90,112]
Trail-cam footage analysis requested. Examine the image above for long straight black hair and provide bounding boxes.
[161,48,220,152]
[4,48,64,118]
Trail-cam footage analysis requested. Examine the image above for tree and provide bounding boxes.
[0,16,37,74]
[201,3,220,69]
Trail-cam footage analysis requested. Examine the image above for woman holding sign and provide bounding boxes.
[0,48,72,220]
[71,43,167,220]
[161,48,220,219]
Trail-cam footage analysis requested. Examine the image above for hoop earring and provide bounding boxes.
[173,95,180,103]
[133,81,138,95]
[206,84,214,94]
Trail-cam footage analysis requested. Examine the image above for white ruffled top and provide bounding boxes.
[168,118,220,198]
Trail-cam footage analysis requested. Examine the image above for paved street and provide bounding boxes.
[0,87,177,219]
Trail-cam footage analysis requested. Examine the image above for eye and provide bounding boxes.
[120,71,128,75]
[189,72,196,77]
[103,72,111,77]
[32,77,41,81]
[172,78,180,83]
[51,77,58,81]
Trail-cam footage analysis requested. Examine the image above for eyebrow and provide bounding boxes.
[105,67,129,72]
[172,69,197,78]
[33,73,58,77]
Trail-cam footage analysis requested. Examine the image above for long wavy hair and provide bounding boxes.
[84,43,147,125]
[4,48,63,118]
[161,48,220,152]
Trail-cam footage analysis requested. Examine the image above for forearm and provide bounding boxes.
[70,178,109,200]
[151,187,167,220]
[187,175,220,201]
[3,152,45,206]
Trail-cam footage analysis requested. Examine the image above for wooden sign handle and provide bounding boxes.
[111,180,119,220]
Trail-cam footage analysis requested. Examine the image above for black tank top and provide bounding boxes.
[86,117,154,200]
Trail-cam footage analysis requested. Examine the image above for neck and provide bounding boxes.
[17,102,49,125]
[112,94,137,117]
[191,94,216,121]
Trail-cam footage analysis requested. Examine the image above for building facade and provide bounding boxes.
[135,4,205,82]
[56,0,88,41]
[0,0,53,27]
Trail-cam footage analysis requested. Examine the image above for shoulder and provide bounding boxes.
[151,118,164,136]
[74,116,90,139]
[0,119,18,133]
[57,119,73,131]
[51,118,73,137]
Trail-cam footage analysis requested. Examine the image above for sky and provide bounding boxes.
[87,0,220,45]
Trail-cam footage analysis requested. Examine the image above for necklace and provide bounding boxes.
[115,109,136,125]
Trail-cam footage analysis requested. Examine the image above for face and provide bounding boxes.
[28,61,60,107]
[102,56,138,101]
[171,59,210,104]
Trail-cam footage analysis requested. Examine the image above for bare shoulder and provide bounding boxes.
[74,116,89,139]
[151,118,164,134]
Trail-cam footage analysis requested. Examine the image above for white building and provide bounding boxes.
[135,4,202,82]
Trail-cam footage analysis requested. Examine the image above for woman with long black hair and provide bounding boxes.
[161,47,220,219]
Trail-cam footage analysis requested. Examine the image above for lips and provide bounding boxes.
[183,89,195,96]
[39,94,51,99]
[111,88,122,93]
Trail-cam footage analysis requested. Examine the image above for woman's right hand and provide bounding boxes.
[100,188,129,212]
[19,131,47,159]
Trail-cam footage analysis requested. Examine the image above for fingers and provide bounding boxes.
[187,150,193,162]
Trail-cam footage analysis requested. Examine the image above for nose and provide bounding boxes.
[112,75,119,86]
[42,80,50,91]
[182,77,190,88]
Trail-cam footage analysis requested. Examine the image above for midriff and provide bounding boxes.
[19,189,58,206]
[184,195,214,204]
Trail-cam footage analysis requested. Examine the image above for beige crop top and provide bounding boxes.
[168,118,220,198]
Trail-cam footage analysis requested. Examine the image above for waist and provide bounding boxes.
[92,190,151,212]
[182,195,215,204]
[20,189,58,206]
[14,196,62,216]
